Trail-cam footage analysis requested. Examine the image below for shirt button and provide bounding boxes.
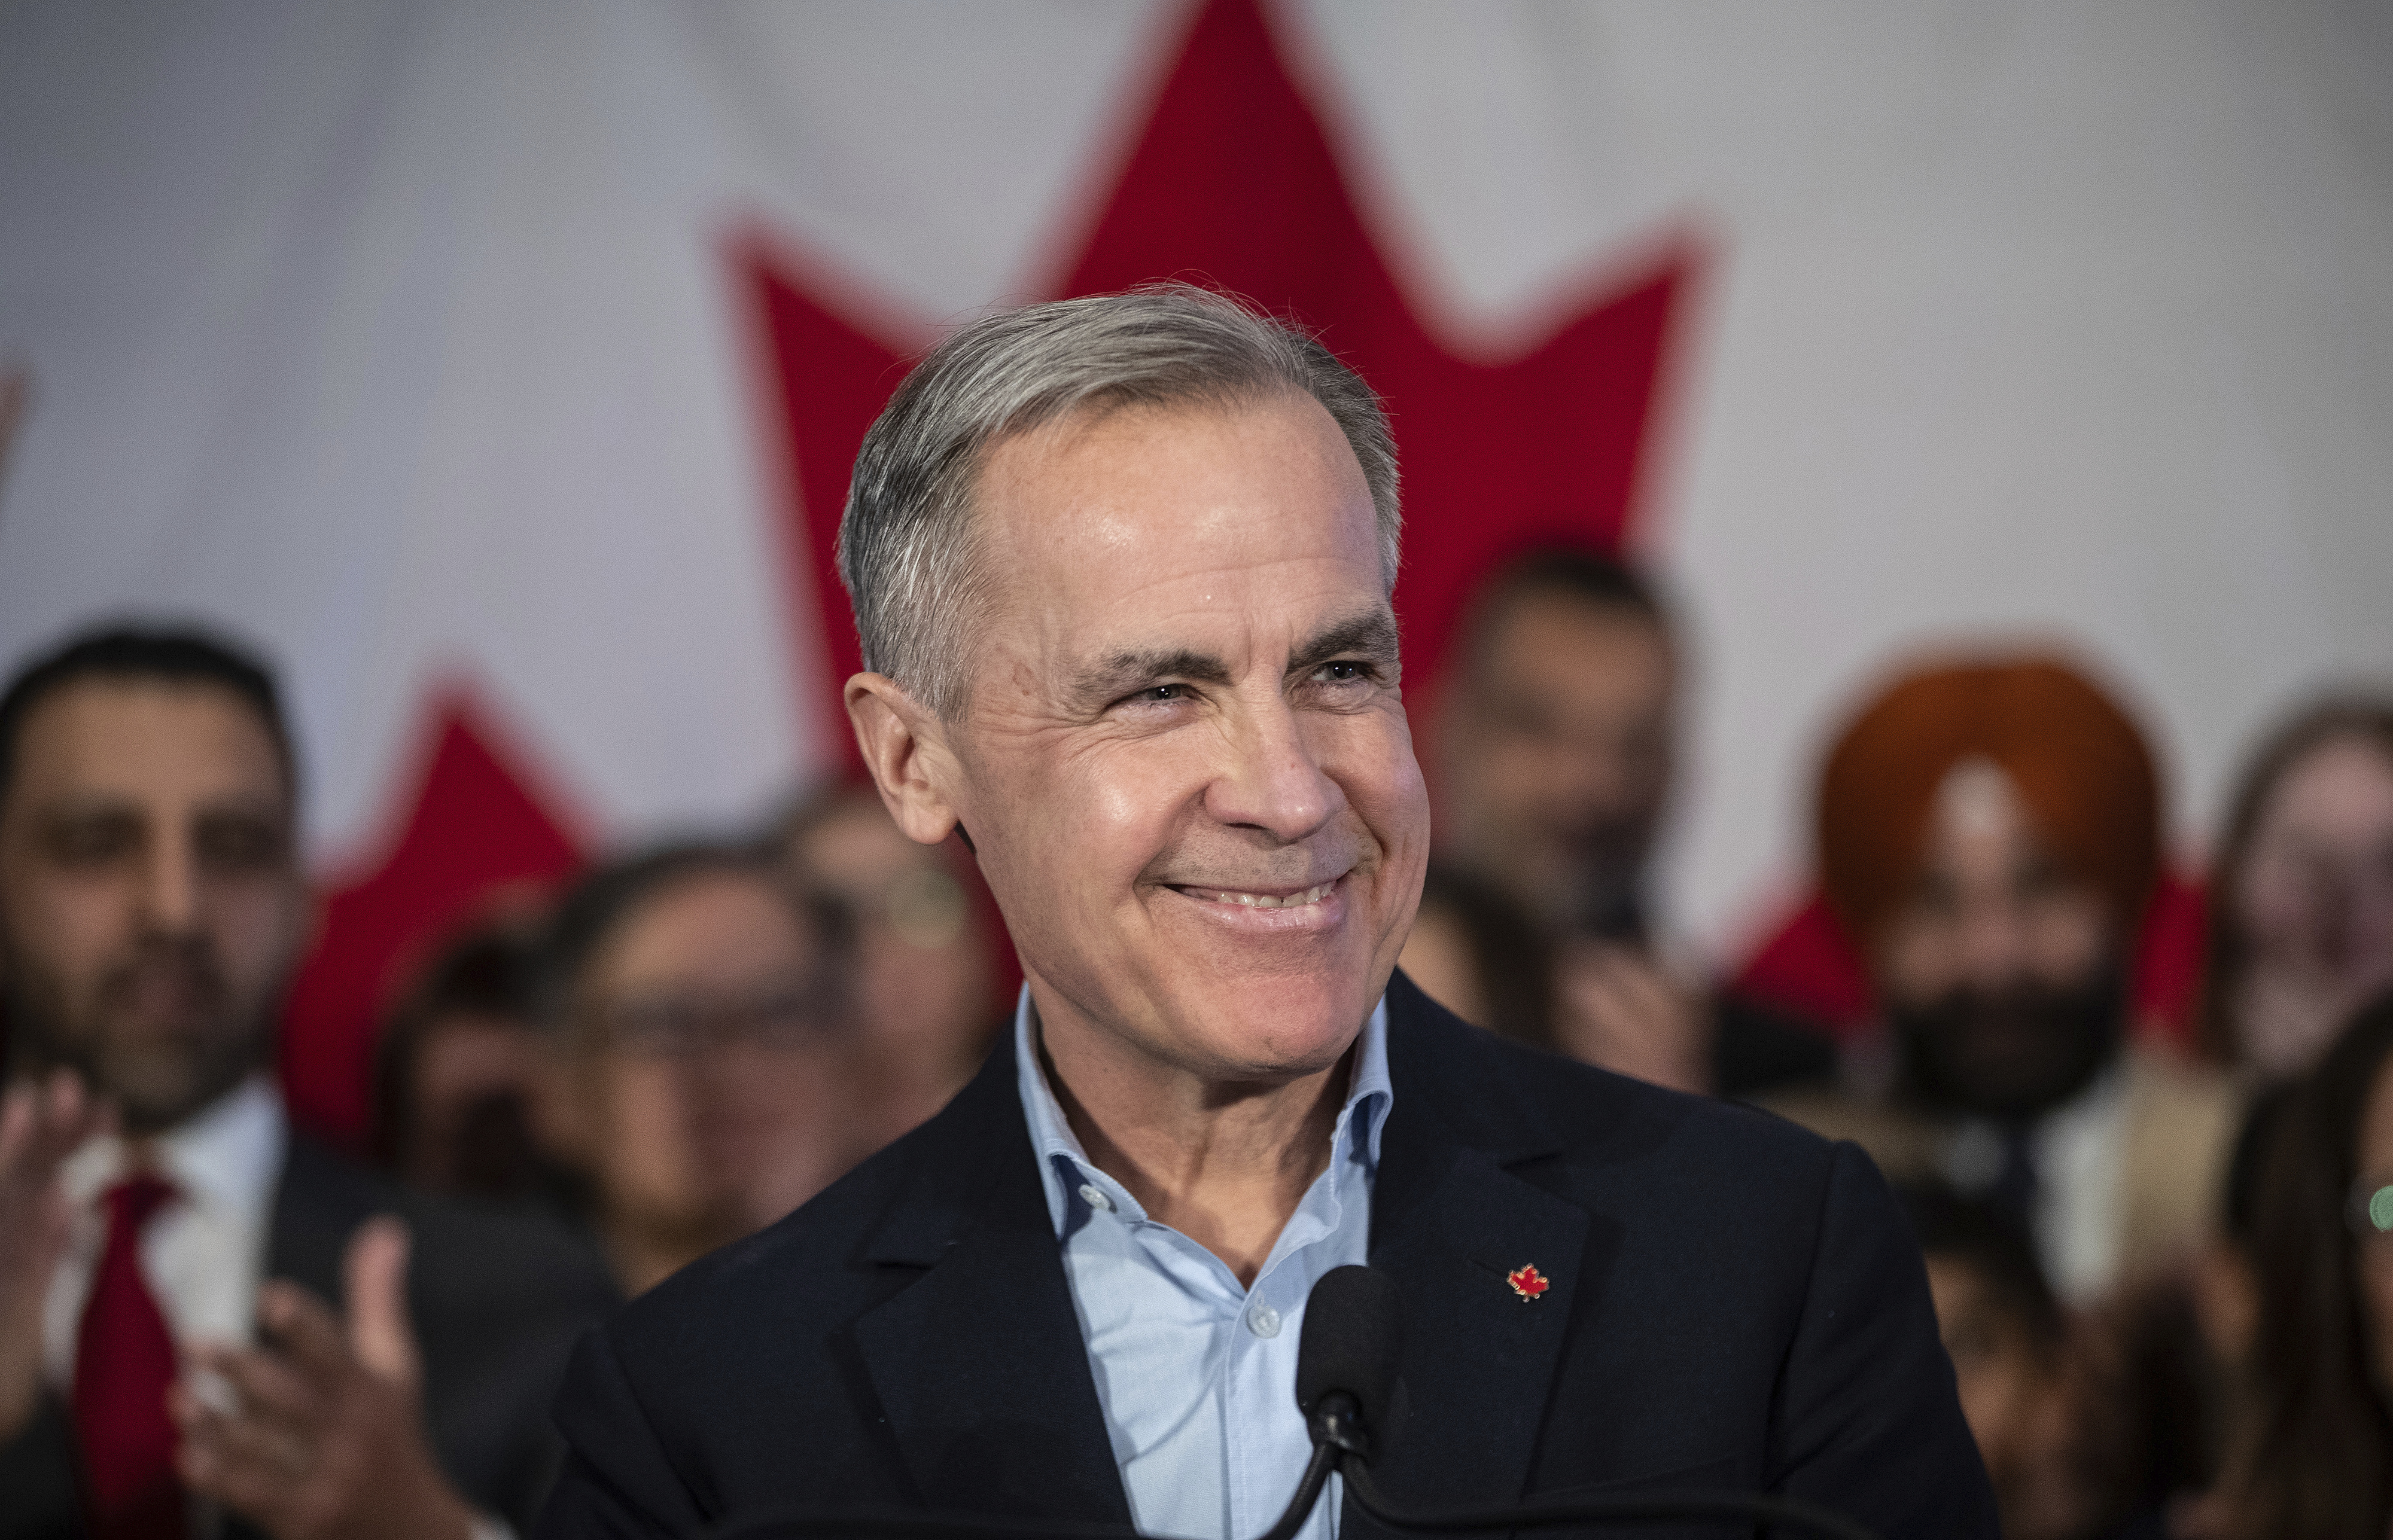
[1247,1302,1282,1338]
[1077,1184,1113,1213]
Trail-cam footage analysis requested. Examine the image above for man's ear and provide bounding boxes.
[845,673,964,847]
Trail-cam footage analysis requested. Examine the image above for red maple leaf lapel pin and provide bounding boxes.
[1506,1264,1551,1301]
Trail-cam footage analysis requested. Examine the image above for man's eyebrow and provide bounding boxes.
[1069,647,1235,709]
[1289,609,1401,674]
[36,794,145,822]
[37,789,287,825]
[1065,611,1400,709]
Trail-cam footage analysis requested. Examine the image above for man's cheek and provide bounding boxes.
[1071,753,1177,868]
[1351,731,1430,852]
[212,882,306,996]
[25,881,135,1011]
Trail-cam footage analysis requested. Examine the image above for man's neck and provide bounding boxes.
[1032,996,1353,1288]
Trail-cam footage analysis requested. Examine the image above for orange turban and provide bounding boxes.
[1817,655,2161,940]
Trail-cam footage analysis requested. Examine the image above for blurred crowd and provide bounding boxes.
[4,547,2392,1536]
[1397,550,2393,1540]
[371,779,1003,1297]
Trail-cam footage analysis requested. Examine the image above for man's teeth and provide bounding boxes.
[1192,882,1335,909]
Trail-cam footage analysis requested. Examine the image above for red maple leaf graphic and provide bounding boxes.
[741,0,1701,771]
[1506,1264,1550,1301]
[281,694,586,1143]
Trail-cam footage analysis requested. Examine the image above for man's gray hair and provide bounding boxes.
[837,283,1401,717]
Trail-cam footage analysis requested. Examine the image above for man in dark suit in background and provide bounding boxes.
[1412,547,1836,1097]
[0,629,614,1539]
[540,285,1996,1538]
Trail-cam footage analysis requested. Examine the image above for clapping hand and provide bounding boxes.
[171,1217,480,1540]
[0,1071,109,1441]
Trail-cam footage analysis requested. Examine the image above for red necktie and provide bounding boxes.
[74,1173,187,1540]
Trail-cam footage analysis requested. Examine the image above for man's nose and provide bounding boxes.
[139,831,202,934]
[1205,697,1344,843]
[1954,892,2033,987]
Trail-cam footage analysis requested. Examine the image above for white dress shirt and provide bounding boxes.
[2026,1064,2129,1303]
[1015,993,1393,1540]
[42,1075,285,1390]
[1939,1063,2129,1304]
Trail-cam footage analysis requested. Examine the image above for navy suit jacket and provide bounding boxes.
[538,972,1996,1539]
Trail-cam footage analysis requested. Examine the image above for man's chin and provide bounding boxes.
[1032,904,1396,1082]
[106,1076,229,1136]
[99,1042,261,1135]
[1146,976,1379,1083]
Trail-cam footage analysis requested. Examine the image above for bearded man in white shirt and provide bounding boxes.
[0,628,613,1540]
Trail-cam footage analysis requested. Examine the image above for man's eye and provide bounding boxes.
[1313,660,1374,685]
[196,819,288,873]
[45,819,141,865]
[1130,684,1188,705]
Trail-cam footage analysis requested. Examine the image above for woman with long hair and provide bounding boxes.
[2207,992,2393,1536]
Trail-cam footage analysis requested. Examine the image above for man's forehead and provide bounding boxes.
[1931,757,2028,844]
[10,678,288,810]
[1916,756,2080,884]
[975,398,1380,645]
[981,397,1372,556]
[1478,590,1668,672]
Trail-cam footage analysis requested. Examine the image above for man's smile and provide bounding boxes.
[1170,880,1338,910]
[1153,871,1360,936]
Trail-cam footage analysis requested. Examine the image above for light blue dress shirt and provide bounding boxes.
[1014,992,1393,1540]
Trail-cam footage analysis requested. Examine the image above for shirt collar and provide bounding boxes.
[1013,987,1394,1239]
[62,1075,286,1228]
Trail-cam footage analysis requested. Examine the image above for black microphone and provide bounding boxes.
[1293,1264,1402,1461]
[1290,1266,1881,1540]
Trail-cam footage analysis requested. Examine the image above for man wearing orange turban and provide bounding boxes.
[1767,654,2239,1536]
[1776,654,2236,1307]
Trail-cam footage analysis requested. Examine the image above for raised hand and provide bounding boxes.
[170,1216,478,1540]
[1554,941,1714,1096]
[0,1070,109,1440]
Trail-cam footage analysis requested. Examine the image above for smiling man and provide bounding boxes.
[538,286,1995,1539]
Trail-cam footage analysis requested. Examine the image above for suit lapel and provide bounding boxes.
[1357,977,1593,1524]
[848,1033,1133,1525]
[263,1135,382,1302]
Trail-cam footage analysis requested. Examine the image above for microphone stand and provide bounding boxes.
[1252,1440,1339,1540]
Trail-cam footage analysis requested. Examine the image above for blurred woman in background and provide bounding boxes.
[531,842,866,1295]
[780,782,1003,1145]
[2200,695,2393,1079]
[373,914,552,1199]
[2196,992,2393,1538]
